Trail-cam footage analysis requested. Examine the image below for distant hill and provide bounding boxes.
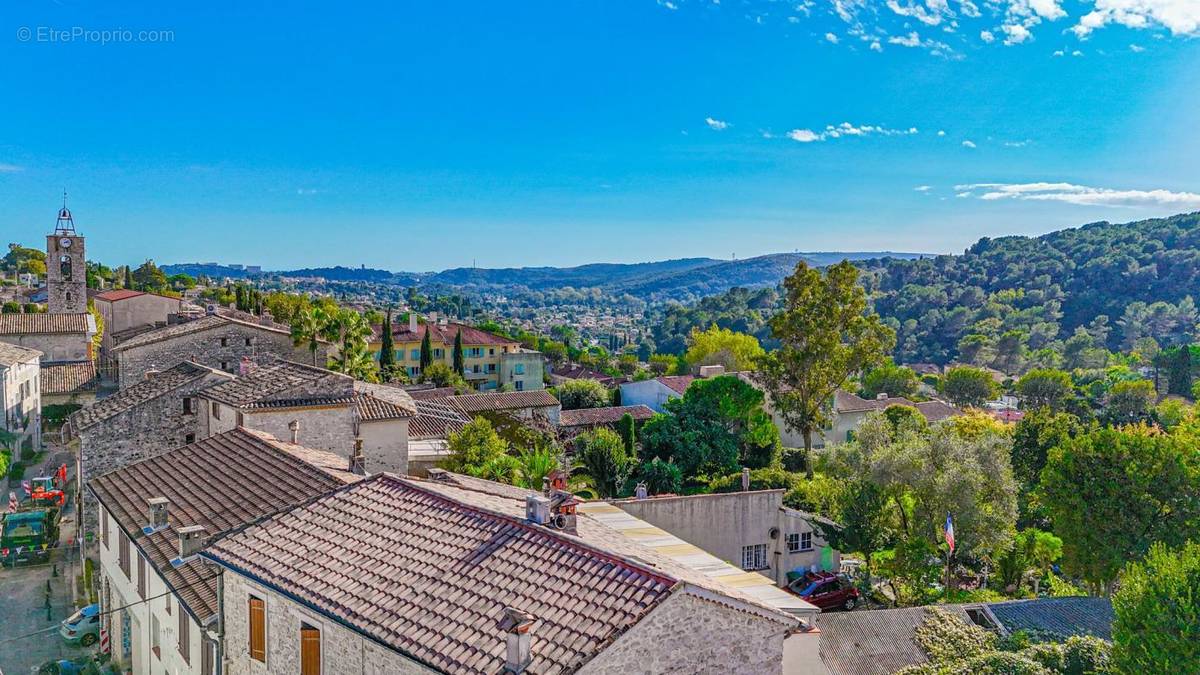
[162,251,927,302]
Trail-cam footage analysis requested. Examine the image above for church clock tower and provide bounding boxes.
[46,194,87,315]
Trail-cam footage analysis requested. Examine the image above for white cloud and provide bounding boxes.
[1130,43,1145,51]
[870,40,884,51]
[1053,48,1065,55]
[825,32,841,43]
[1002,22,1032,44]
[658,0,679,9]
[957,191,974,198]
[955,182,1200,208]
[1074,0,1200,38]
[1004,139,1032,147]
[705,117,730,130]
[889,31,923,46]
[1072,49,1084,55]
[788,129,823,142]
[914,185,933,191]
[937,129,947,136]
[980,30,996,42]
[786,122,919,143]
[962,140,977,148]
[296,188,320,195]
[0,163,22,173]
[886,0,947,26]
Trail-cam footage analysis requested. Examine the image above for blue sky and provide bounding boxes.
[2,0,1198,271]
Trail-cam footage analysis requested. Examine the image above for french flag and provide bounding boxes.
[945,513,955,554]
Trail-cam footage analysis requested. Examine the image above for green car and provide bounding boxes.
[59,604,100,647]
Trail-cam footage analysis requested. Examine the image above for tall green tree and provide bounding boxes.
[442,417,510,476]
[757,260,895,478]
[572,428,634,499]
[290,306,326,366]
[452,328,465,376]
[1039,426,1200,595]
[860,360,920,399]
[1016,369,1074,411]
[1166,344,1193,397]
[616,412,636,455]
[123,265,133,289]
[378,309,396,376]
[1112,541,1200,672]
[556,379,610,410]
[420,327,434,371]
[941,366,999,408]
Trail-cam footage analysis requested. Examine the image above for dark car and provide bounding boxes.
[791,572,860,611]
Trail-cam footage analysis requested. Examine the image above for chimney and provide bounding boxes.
[144,370,159,381]
[876,393,888,400]
[238,356,254,377]
[146,497,169,532]
[741,467,751,492]
[525,494,550,525]
[501,608,536,674]
[348,438,367,475]
[429,311,438,327]
[408,312,418,332]
[288,419,300,444]
[698,364,726,378]
[177,525,207,559]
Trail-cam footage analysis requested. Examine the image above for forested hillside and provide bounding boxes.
[654,212,1200,370]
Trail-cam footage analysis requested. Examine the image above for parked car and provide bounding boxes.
[790,571,860,611]
[59,604,100,646]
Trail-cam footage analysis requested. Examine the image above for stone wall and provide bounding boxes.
[221,572,434,675]
[358,418,409,474]
[117,322,325,387]
[1,332,90,362]
[97,294,180,354]
[78,370,232,546]
[244,406,357,456]
[579,590,788,675]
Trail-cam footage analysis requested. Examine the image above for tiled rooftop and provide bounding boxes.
[199,359,349,408]
[558,404,655,428]
[833,391,960,422]
[204,474,689,674]
[387,321,516,347]
[439,389,560,414]
[112,313,291,352]
[0,342,41,367]
[71,362,225,431]
[656,375,696,395]
[40,361,98,395]
[353,381,418,418]
[0,312,92,335]
[409,400,471,439]
[88,428,354,622]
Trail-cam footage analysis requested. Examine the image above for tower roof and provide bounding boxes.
[54,192,77,234]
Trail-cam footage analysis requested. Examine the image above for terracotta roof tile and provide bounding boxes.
[40,361,97,395]
[112,313,292,352]
[388,322,516,347]
[439,390,559,414]
[0,342,41,366]
[88,428,354,622]
[93,289,146,302]
[71,362,225,431]
[410,401,471,439]
[0,312,92,335]
[354,381,418,417]
[203,474,677,674]
[406,386,459,401]
[199,359,350,408]
[656,375,696,395]
[558,405,654,428]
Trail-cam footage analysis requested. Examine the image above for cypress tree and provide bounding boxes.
[420,325,433,371]
[379,309,396,376]
[123,265,133,290]
[617,413,636,455]
[1167,344,1194,397]
[453,329,465,376]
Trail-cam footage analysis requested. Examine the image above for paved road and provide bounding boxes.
[1,446,91,674]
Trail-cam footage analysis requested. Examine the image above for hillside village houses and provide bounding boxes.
[371,311,545,391]
[0,342,43,450]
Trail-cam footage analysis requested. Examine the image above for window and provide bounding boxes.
[118,531,131,578]
[221,361,230,371]
[185,433,195,444]
[300,623,321,675]
[514,364,525,375]
[101,512,109,550]
[741,544,768,571]
[182,397,194,415]
[410,349,420,360]
[244,337,253,346]
[515,381,524,391]
[137,554,146,598]
[202,639,217,675]
[211,402,220,420]
[489,348,495,355]
[220,337,228,347]
[787,532,813,553]
[178,607,191,664]
[236,412,245,427]
[152,614,161,659]
[248,596,266,662]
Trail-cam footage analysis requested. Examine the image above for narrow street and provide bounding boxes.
[1,440,91,674]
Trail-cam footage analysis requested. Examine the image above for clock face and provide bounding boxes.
[59,238,72,248]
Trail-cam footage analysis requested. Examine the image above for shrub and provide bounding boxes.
[708,467,798,493]
[913,607,997,664]
[8,461,25,481]
[1018,643,1065,671]
[1112,541,1200,672]
[630,458,682,495]
[555,379,611,410]
[943,652,1052,675]
[780,447,806,473]
[1059,636,1110,675]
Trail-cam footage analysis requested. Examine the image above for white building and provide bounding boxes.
[0,342,42,450]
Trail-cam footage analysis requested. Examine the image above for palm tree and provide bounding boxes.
[290,307,325,366]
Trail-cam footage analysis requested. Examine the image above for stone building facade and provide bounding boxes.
[0,313,96,362]
[220,573,435,675]
[71,362,234,543]
[113,314,329,387]
[93,289,182,355]
[0,343,42,450]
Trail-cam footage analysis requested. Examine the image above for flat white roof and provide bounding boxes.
[578,501,819,619]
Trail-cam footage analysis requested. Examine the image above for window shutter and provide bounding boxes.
[248,597,266,662]
[137,554,146,598]
[118,531,130,578]
[300,624,321,675]
[179,608,191,664]
[101,512,109,550]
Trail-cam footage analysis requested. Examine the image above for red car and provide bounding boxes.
[789,571,860,611]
